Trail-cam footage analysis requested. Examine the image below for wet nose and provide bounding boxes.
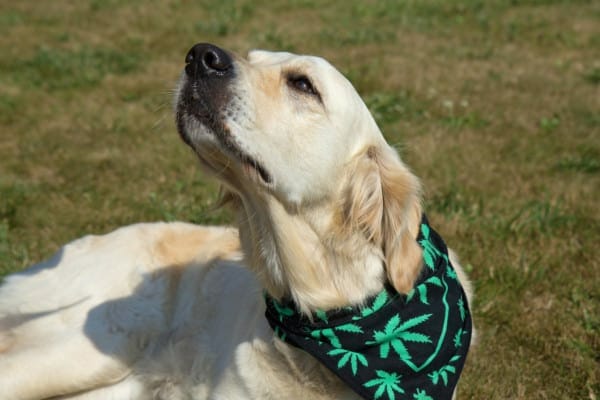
[185,43,233,78]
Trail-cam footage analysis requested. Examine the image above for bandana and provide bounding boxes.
[265,215,472,400]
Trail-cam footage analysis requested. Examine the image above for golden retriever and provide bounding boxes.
[0,44,473,400]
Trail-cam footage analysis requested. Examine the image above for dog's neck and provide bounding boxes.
[235,193,387,315]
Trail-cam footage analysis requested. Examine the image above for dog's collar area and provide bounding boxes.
[265,215,473,400]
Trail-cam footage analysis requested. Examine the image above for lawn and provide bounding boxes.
[0,0,598,398]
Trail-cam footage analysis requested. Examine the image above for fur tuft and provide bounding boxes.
[343,145,423,294]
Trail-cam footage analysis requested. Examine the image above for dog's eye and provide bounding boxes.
[287,74,319,97]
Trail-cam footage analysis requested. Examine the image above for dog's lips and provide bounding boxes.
[219,137,273,186]
[178,109,273,186]
[241,156,272,185]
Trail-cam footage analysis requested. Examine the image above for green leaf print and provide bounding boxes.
[311,328,342,348]
[418,223,448,270]
[272,299,295,322]
[336,323,364,334]
[315,309,328,324]
[366,314,432,362]
[407,276,442,304]
[364,370,405,400]
[457,297,466,321]
[413,284,429,305]
[428,355,460,386]
[355,291,390,320]
[413,389,433,400]
[328,348,369,376]
[446,266,457,280]
[420,223,430,239]
[453,328,464,348]
[422,247,436,270]
[427,276,442,287]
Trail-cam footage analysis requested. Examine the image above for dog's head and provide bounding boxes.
[175,44,423,310]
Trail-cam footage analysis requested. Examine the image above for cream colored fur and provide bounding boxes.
[0,48,472,400]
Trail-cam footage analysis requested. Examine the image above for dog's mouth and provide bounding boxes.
[175,43,273,187]
[241,156,272,185]
[176,103,273,186]
[214,128,273,185]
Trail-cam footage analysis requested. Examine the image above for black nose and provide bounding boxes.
[185,43,233,78]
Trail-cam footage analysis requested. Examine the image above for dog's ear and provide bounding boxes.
[343,145,423,294]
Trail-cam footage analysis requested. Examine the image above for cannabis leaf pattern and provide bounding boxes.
[312,322,365,349]
[327,348,368,375]
[363,370,405,400]
[366,314,433,362]
[419,223,447,270]
[310,327,341,348]
[315,309,328,324]
[264,217,472,400]
[271,300,295,322]
[453,328,465,348]
[428,355,461,386]
[457,298,466,321]
[325,323,367,375]
[354,290,390,320]
[336,323,364,334]
[446,265,457,280]
[407,276,442,305]
[412,389,433,400]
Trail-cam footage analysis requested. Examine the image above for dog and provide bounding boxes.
[0,44,473,400]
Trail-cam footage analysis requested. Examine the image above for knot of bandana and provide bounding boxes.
[264,215,472,400]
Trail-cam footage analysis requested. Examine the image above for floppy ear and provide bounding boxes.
[344,145,423,294]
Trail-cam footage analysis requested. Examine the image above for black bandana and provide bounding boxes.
[265,216,472,400]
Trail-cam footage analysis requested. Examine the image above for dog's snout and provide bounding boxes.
[185,43,233,78]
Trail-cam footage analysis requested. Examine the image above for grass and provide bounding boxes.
[0,0,598,398]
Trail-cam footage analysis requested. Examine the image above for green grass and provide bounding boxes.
[7,46,141,90]
[0,0,598,398]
